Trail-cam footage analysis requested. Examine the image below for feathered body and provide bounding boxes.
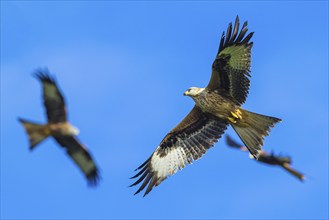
[188,88,238,119]
[131,16,281,196]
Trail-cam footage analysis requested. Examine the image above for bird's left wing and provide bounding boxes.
[207,16,253,105]
[54,136,100,186]
[130,106,228,196]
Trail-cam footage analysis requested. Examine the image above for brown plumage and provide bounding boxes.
[131,16,281,196]
[225,135,304,181]
[18,68,100,186]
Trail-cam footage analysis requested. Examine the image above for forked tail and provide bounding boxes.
[230,109,281,159]
[18,118,50,150]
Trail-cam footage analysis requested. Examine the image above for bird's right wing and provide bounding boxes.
[34,68,67,123]
[130,106,228,196]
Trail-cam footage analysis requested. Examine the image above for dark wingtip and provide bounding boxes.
[33,67,49,78]
[134,156,151,171]
[131,165,148,179]
[87,169,101,187]
[218,16,252,54]
[32,67,57,84]
[133,187,144,195]
[241,32,254,45]
[242,21,248,29]
[142,185,154,197]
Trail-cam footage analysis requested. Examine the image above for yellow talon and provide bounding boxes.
[231,111,238,118]
[236,109,242,118]
[228,116,237,124]
[229,109,243,124]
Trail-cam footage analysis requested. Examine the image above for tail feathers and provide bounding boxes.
[231,109,281,159]
[281,163,305,181]
[18,118,50,150]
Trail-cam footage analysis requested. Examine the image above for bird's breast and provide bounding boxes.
[193,91,237,119]
[48,122,73,136]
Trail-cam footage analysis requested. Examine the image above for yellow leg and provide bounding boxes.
[231,111,239,118]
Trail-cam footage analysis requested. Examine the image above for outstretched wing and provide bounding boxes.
[130,106,228,196]
[54,136,100,186]
[207,16,253,105]
[34,68,67,123]
[281,163,305,182]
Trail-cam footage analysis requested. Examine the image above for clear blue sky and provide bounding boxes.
[1,1,328,219]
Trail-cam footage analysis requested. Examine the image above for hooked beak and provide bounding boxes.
[184,91,188,96]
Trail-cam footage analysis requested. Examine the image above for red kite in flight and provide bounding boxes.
[131,16,281,196]
[225,135,304,181]
[18,68,100,186]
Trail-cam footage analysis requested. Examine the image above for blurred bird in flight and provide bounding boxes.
[225,135,304,181]
[18,68,100,186]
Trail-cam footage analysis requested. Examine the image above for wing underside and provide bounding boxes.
[130,106,228,196]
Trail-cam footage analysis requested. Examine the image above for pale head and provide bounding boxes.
[68,124,80,136]
[183,87,205,97]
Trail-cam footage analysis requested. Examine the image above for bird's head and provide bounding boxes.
[68,125,80,136]
[184,87,204,97]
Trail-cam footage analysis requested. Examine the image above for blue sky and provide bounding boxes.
[1,1,328,219]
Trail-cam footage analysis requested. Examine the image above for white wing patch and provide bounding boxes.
[150,144,188,180]
[149,119,225,181]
